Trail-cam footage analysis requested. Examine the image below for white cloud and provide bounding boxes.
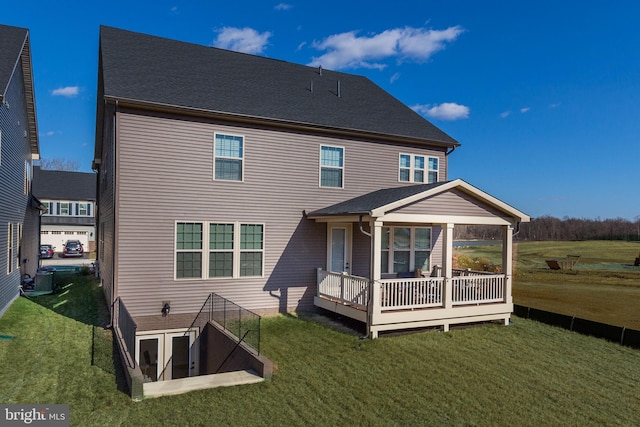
[390,72,401,84]
[308,25,464,70]
[500,110,511,118]
[274,3,292,10]
[412,102,469,121]
[51,86,79,97]
[520,107,530,113]
[549,103,560,108]
[213,27,272,54]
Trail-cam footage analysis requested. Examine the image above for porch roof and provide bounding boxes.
[307,179,530,223]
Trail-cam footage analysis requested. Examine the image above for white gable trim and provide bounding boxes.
[371,179,530,222]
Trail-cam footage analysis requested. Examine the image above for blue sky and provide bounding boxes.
[4,1,639,220]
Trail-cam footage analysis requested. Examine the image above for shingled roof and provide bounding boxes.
[0,24,39,155]
[0,24,28,101]
[309,182,450,216]
[98,26,459,147]
[32,166,96,201]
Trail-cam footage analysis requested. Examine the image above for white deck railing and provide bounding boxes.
[451,274,505,305]
[317,269,506,312]
[316,269,369,309]
[379,277,444,310]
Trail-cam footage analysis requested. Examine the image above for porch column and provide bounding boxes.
[368,220,383,339]
[502,224,514,305]
[442,223,454,313]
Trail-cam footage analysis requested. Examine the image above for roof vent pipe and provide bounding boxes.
[337,80,341,98]
[319,65,322,76]
[310,80,313,93]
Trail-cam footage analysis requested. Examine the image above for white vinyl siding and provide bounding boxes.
[399,154,438,183]
[176,221,264,280]
[319,145,344,188]
[213,133,244,181]
[381,226,431,274]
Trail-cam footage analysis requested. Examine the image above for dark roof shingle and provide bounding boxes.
[0,24,28,99]
[309,181,450,216]
[99,26,458,146]
[32,167,96,200]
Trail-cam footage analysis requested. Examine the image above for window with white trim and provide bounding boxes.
[16,223,22,270]
[7,223,14,274]
[320,145,344,188]
[399,154,439,183]
[176,222,203,279]
[214,133,244,181]
[381,226,431,274]
[176,221,264,280]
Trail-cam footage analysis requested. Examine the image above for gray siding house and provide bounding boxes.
[32,166,97,253]
[0,24,42,317]
[94,26,529,396]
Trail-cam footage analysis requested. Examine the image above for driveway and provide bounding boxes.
[40,254,95,268]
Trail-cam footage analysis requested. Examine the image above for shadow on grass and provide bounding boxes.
[26,273,130,395]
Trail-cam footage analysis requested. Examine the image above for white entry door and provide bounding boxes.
[328,224,352,273]
[136,329,197,381]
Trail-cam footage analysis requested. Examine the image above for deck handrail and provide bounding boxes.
[378,277,445,310]
[317,269,507,311]
[316,269,369,309]
[451,274,505,305]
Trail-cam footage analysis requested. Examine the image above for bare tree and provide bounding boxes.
[38,158,80,171]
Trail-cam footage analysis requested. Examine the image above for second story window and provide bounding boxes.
[214,133,244,181]
[320,145,344,188]
[399,154,439,183]
[60,202,70,216]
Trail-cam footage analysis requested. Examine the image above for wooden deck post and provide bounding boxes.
[442,223,454,310]
[502,224,514,305]
[368,220,383,339]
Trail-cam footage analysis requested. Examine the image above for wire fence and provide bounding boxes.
[514,304,640,350]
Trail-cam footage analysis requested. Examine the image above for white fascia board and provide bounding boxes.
[378,213,514,226]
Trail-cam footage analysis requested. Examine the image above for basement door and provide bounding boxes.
[135,329,198,382]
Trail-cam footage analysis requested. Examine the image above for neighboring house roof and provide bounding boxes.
[0,24,39,156]
[97,26,459,149]
[308,179,530,222]
[32,166,96,201]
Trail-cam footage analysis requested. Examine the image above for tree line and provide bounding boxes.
[454,216,640,242]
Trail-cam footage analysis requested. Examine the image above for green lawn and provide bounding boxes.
[1,274,639,426]
[456,240,640,328]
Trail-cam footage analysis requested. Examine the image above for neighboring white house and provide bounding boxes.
[32,166,96,253]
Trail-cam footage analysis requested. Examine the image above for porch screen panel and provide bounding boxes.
[381,227,390,274]
[176,222,203,278]
[415,227,431,271]
[393,228,410,273]
[209,223,234,277]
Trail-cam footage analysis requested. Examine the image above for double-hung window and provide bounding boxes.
[176,222,203,279]
[176,221,264,279]
[214,133,244,181]
[381,226,431,274]
[320,145,344,188]
[399,154,439,183]
[7,223,14,274]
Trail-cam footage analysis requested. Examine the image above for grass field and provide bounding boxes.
[1,274,640,426]
[456,240,640,329]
